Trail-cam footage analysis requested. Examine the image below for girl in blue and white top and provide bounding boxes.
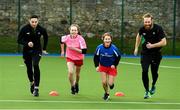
[93,32,121,101]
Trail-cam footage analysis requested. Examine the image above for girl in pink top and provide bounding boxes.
[60,24,87,95]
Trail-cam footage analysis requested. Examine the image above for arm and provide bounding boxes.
[17,27,28,46]
[68,47,87,54]
[94,54,100,72]
[93,54,100,67]
[60,35,66,57]
[42,28,48,54]
[112,46,121,68]
[93,47,100,68]
[114,55,121,67]
[134,33,141,56]
[60,43,65,56]
[94,55,100,72]
[93,46,100,72]
[146,38,167,49]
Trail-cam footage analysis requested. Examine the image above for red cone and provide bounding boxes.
[115,92,125,97]
[49,91,59,96]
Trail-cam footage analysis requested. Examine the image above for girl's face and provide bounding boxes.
[103,35,112,47]
[70,26,78,36]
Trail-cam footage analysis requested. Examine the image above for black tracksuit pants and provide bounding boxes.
[23,50,41,87]
[140,52,162,91]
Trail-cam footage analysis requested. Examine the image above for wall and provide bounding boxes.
[0,0,179,38]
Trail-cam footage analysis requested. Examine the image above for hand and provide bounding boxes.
[67,46,81,53]
[111,65,115,69]
[28,42,33,47]
[96,67,99,72]
[134,48,138,56]
[42,50,48,54]
[146,42,154,49]
[60,51,65,57]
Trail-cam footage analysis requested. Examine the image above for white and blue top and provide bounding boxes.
[94,44,121,67]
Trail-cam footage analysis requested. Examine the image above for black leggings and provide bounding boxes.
[23,51,41,87]
[141,53,162,91]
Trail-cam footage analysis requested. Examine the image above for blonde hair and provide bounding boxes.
[69,24,81,35]
[143,13,153,19]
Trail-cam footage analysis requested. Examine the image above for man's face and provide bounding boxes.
[144,17,152,30]
[29,18,38,29]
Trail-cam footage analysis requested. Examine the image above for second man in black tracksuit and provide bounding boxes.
[17,15,48,97]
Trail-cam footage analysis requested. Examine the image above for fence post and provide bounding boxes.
[70,0,72,25]
[121,0,124,53]
[17,0,21,53]
[173,0,176,55]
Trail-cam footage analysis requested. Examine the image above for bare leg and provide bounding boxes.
[108,75,115,89]
[100,72,110,100]
[67,62,76,94]
[67,62,75,86]
[100,72,109,94]
[75,66,81,93]
[75,66,81,84]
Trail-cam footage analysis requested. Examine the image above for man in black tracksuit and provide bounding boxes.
[134,13,167,99]
[17,15,48,97]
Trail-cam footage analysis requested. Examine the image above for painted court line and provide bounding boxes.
[120,62,180,69]
[0,100,180,105]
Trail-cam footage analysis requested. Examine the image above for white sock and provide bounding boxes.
[34,86,39,89]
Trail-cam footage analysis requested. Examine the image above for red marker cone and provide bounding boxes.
[115,92,125,97]
[49,91,59,96]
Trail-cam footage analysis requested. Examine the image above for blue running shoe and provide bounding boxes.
[144,91,151,99]
[150,86,156,95]
[30,83,34,94]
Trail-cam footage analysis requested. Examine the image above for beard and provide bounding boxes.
[144,24,152,30]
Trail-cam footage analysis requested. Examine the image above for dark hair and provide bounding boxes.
[102,32,112,40]
[30,15,39,19]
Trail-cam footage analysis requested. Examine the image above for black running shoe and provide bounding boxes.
[71,86,76,95]
[30,83,34,94]
[75,83,79,93]
[33,89,39,97]
[109,84,114,90]
[103,93,110,101]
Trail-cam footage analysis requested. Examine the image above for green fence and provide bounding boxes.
[0,0,179,55]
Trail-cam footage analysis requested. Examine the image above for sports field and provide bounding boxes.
[0,55,180,109]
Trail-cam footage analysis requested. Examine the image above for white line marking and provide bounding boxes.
[120,62,140,66]
[19,64,25,67]
[0,100,180,105]
[120,62,180,69]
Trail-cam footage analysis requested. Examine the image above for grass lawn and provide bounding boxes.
[0,55,180,109]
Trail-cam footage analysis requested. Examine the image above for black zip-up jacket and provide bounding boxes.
[17,24,48,52]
